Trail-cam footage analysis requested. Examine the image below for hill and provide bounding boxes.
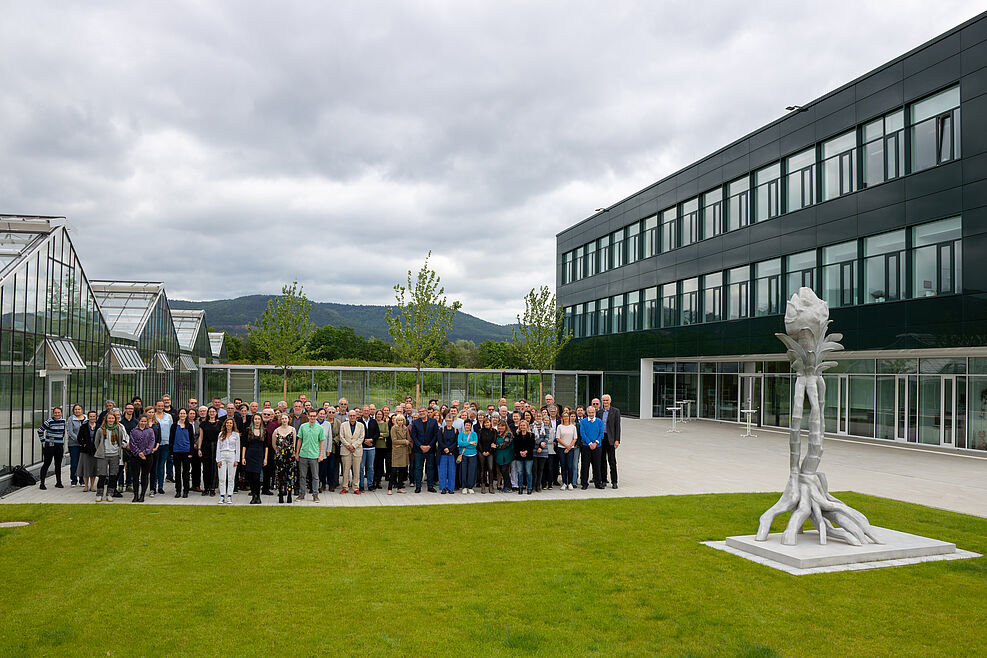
[169,296,514,344]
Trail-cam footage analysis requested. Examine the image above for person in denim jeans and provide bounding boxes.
[65,404,85,487]
[555,411,579,490]
[457,419,478,494]
[437,413,459,494]
[512,420,535,495]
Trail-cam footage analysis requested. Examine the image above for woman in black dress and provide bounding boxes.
[241,414,267,504]
[196,406,221,497]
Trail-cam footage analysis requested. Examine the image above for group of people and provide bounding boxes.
[35,391,623,504]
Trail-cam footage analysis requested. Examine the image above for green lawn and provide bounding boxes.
[1,493,984,656]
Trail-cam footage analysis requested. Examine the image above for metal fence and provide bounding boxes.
[198,365,604,410]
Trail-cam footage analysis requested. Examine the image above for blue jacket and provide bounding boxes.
[579,417,604,447]
[457,430,478,457]
[410,417,439,452]
[437,426,459,456]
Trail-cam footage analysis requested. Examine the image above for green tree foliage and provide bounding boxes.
[248,281,315,402]
[477,339,524,369]
[223,332,243,360]
[308,325,394,362]
[435,339,480,368]
[512,286,570,400]
[385,251,462,405]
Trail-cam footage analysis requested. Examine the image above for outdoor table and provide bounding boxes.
[680,399,694,423]
[666,406,682,433]
[741,409,758,438]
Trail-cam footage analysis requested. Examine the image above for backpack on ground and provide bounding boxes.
[11,465,36,487]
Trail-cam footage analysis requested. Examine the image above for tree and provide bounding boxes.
[477,339,523,369]
[385,251,462,406]
[248,281,315,402]
[308,324,395,363]
[224,332,243,360]
[512,286,570,403]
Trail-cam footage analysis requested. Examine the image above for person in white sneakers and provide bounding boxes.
[215,417,241,504]
[555,410,578,490]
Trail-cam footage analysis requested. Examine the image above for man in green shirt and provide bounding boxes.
[296,410,326,502]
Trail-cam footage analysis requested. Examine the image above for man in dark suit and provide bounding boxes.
[409,407,439,493]
[599,394,621,489]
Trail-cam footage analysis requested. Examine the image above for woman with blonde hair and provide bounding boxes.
[273,413,297,503]
[216,417,240,504]
[387,413,411,494]
[93,409,124,502]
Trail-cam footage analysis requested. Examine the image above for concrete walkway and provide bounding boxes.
[2,418,985,516]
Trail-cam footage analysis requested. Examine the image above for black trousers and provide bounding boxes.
[190,451,202,489]
[388,465,407,490]
[262,446,275,492]
[533,458,548,491]
[39,444,64,484]
[600,441,618,485]
[129,453,152,494]
[498,463,512,490]
[478,453,495,488]
[580,445,602,487]
[173,452,191,493]
[247,471,261,498]
[200,442,217,491]
[373,447,389,486]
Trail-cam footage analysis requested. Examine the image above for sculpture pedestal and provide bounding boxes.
[704,527,979,575]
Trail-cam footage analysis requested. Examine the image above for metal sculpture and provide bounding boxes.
[756,288,880,546]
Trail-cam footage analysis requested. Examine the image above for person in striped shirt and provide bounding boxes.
[37,407,66,490]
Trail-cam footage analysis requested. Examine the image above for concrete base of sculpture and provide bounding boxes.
[704,527,980,575]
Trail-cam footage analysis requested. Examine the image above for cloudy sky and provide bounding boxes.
[1,1,983,324]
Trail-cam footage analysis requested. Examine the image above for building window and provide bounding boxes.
[681,198,699,247]
[864,229,906,303]
[911,216,962,298]
[755,163,781,222]
[822,131,856,201]
[610,295,625,333]
[626,291,642,331]
[703,272,723,322]
[822,240,858,308]
[585,300,598,336]
[727,177,750,231]
[595,298,609,335]
[863,110,905,188]
[660,207,677,252]
[702,188,723,239]
[585,240,597,277]
[786,149,816,212]
[680,278,699,325]
[561,251,573,284]
[755,258,782,316]
[626,224,641,265]
[727,266,749,320]
[644,286,658,329]
[910,86,960,173]
[785,250,816,298]
[573,246,585,281]
[573,304,584,338]
[643,216,658,258]
[611,229,625,269]
[598,235,611,273]
[661,282,678,327]
[563,306,573,335]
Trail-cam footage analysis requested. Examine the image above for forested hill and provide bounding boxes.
[169,296,514,344]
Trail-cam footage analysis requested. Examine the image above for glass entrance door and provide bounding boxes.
[824,375,850,434]
[939,376,966,447]
[48,375,67,412]
[740,375,761,425]
[897,375,918,442]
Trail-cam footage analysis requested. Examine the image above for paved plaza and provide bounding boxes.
[3,418,985,516]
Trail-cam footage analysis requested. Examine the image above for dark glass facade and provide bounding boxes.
[556,13,987,454]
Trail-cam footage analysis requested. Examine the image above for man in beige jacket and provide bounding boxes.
[338,409,365,494]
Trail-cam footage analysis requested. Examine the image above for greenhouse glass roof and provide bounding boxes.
[90,280,165,341]
[171,309,205,352]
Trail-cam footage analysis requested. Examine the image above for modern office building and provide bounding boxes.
[556,12,987,453]
[0,216,213,475]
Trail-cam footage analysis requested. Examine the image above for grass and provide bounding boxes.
[0,492,985,656]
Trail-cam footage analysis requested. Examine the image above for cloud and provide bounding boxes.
[0,1,982,323]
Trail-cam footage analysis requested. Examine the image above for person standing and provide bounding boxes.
[189,406,205,492]
[118,403,139,494]
[387,413,411,494]
[262,408,279,496]
[127,415,157,502]
[65,404,85,487]
[152,399,173,495]
[599,394,622,489]
[555,411,579,490]
[477,416,497,494]
[373,409,389,490]
[273,414,297,503]
[360,409,379,492]
[241,414,267,504]
[37,406,66,490]
[457,419,478,494]
[494,421,513,493]
[531,415,551,493]
[170,408,194,498]
[326,407,342,492]
[579,405,604,490]
[143,410,162,497]
[161,395,179,483]
[295,410,325,502]
[93,410,124,502]
[215,417,240,504]
[338,410,364,494]
[437,413,458,495]
[76,410,99,493]
[197,406,221,497]
[410,407,438,494]
[513,420,535,495]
